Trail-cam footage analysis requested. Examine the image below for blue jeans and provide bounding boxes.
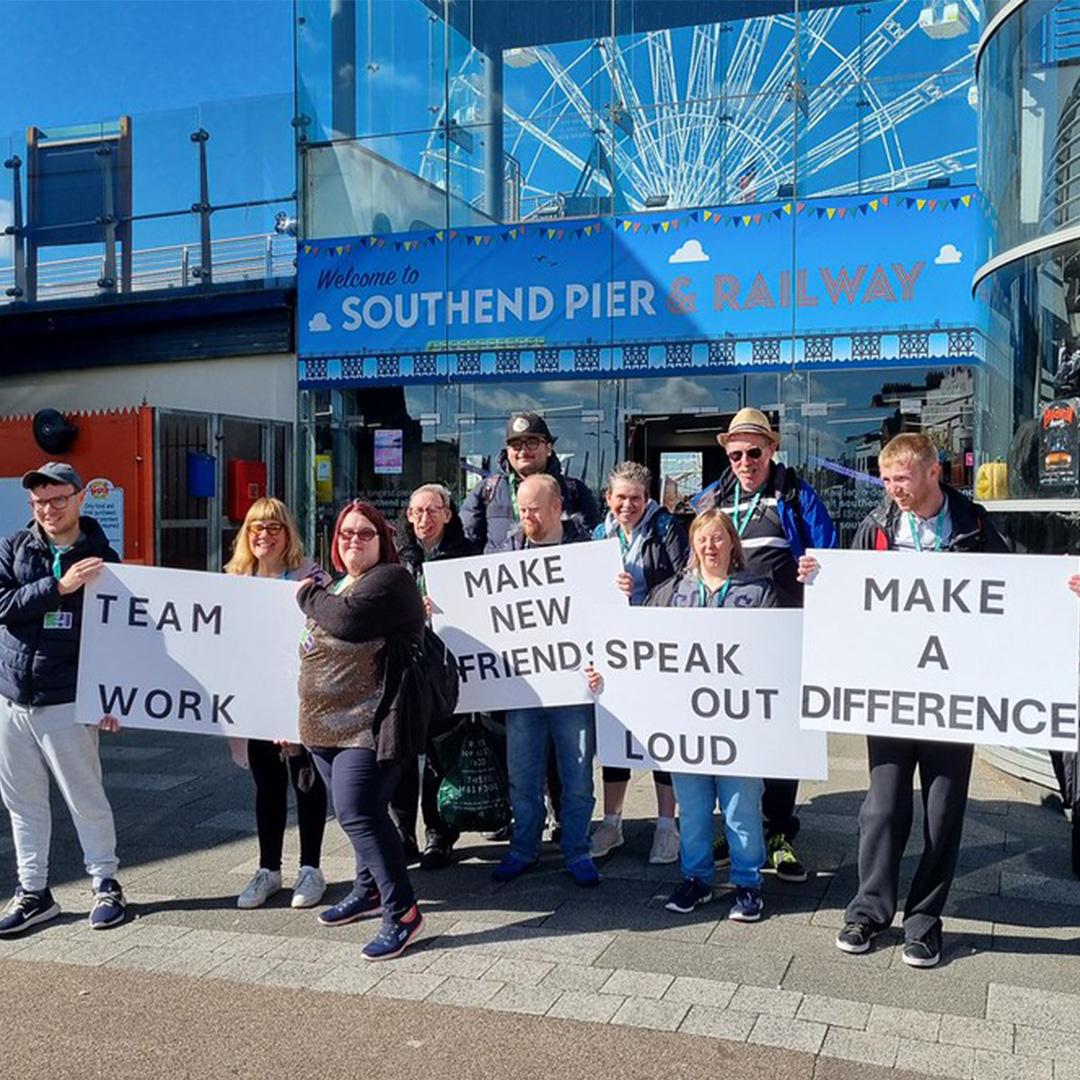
[671,773,765,889]
[505,705,595,864]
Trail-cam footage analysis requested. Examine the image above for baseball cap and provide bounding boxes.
[505,412,555,443]
[21,462,84,491]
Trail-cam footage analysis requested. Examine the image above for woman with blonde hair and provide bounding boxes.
[226,497,330,910]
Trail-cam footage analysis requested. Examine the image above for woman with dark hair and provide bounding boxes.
[296,499,427,960]
[225,497,329,911]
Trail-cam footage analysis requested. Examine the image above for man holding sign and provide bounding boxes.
[0,463,126,935]
[799,434,1006,969]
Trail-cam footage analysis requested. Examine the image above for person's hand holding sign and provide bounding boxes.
[584,663,603,695]
[1068,573,1080,599]
[797,555,820,584]
[615,571,633,598]
[57,557,104,596]
[98,715,121,733]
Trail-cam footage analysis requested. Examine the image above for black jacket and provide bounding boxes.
[499,517,593,551]
[394,506,478,581]
[592,502,690,596]
[852,484,1009,553]
[0,517,119,707]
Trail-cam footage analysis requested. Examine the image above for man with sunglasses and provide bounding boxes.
[0,462,126,935]
[695,409,838,884]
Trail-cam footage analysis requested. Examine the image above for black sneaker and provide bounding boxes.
[482,825,511,842]
[765,836,808,883]
[835,920,887,954]
[713,835,731,868]
[89,879,127,930]
[902,925,942,969]
[318,888,382,927]
[665,878,714,914]
[0,887,60,936]
[419,836,454,872]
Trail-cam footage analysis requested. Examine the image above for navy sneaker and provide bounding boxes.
[729,886,764,922]
[665,878,714,914]
[318,888,382,927]
[491,851,538,883]
[0,887,60,936]
[566,856,600,888]
[89,879,126,930]
[902,924,942,969]
[362,907,425,961]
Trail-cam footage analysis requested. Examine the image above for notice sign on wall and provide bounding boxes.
[590,607,827,779]
[800,549,1080,751]
[76,564,305,740]
[81,477,124,559]
[424,539,625,712]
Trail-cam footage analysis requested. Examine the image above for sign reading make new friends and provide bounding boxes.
[424,539,625,713]
[76,564,305,741]
[299,187,977,357]
[800,550,1080,752]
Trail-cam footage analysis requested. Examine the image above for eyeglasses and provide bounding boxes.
[507,437,545,452]
[247,521,285,536]
[339,527,378,543]
[29,494,73,512]
[727,447,765,462]
[408,506,446,518]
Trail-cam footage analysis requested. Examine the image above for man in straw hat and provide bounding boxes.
[694,408,838,884]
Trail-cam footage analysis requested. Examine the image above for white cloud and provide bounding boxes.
[669,239,710,264]
[308,312,332,332]
[935,243,963,265]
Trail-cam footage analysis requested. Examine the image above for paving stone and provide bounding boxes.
[265,938,367,966]
[146,949,228,978]
[205,955,282,983]
[426,951,498,980]
[593,934,791,987]
[1055,1060,1080,1080]
[729,984,803,1019]
[117,923,193,949]
[867,1004,943,1043]
[610,996,690,1032]
[663,975,737,1010]
[546,990,624,1024]
[972,1050,1051,1080]
[796,994,871,1030]
[367,971,447,1001]
[895,1038,975,1079]
[987,984,1080,1035]
[540,963,613,993]
[426,977,505,1008]
[678,1005,756,1042]
[172,929,240,952]
[13,937,135,967]
[484,957,555,986]
[104,772,198,792]
[820,1027,899,1068]
[748,1014,826,1055]
[483,984,562,1016]
[311,965,389,995]
[599,967,674,999]
[1013,1026,1080,1062]
[210,932,286,958]
[257,960,327,989]
[939,1014,1014,1053]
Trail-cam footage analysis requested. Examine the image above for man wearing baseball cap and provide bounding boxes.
[695,409,838,883]
[0,462,127,934]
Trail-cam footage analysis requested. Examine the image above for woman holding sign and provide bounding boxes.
[225,498,330,911]
[295,500,426,961]
[588,508,774,921]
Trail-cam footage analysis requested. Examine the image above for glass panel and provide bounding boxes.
[159,527,210,572]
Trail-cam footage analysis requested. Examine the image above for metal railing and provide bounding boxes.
[0,232,296,305]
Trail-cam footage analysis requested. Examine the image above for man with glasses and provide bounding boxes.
[695,409,838,884]
[0,462,126,934]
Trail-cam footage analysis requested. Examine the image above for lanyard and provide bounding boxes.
[907,508,944,553]
[617,529,632,558]
[731,487,762,537]
[697,577,732,608]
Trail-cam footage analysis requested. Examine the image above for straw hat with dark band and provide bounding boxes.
[716,407,780,448]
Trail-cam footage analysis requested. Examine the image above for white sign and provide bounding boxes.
[81,477,125,558]
[425,538,625,712]
[800,549,1080,751]
[590,607,828,779]
[76,564,305,740]
[0,478,28,537]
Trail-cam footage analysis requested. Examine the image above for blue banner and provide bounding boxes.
[298,188,978,362]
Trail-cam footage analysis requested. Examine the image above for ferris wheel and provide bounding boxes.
[420,0,981,218]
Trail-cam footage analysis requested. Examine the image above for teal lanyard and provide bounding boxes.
[49,545,70,581]
[617,528,632,558]
[697,577,732,608]
[731,487,763,537]
[907,508,944,552]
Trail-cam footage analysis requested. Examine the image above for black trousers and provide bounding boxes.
[310,747,415,921]
[391,754,460,847]
[247,739,327,872]
[845,736,973,940]
[1049,751,1080,877]
[762,778,800,841]
[600,766,673,787]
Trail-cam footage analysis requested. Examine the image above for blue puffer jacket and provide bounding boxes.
[0,517,119,707]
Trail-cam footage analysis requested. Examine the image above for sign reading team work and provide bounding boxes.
[800,550,1080,751]
[425,539,625,712]
[76,564,304,740]
[590,608,827,779]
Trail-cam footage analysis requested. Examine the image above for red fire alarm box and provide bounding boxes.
[227,459,267,522]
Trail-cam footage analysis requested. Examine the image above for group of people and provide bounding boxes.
[0,408,1068,969]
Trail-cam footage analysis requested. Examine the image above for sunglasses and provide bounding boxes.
[247,521,284,536]
[727,447,765,462]
[339,527,378,543]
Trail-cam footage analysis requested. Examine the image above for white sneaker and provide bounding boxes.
[649,825,680,865]
[290,866,326,909]
[589,820,625,859]
[237,868,282,909]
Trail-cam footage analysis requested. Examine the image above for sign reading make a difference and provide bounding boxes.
[76,564,305,740]
[425,539,625,712]
[591,607,828,779]
[800,549,1080,751]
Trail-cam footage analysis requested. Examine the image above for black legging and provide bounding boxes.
[247,739,327,872]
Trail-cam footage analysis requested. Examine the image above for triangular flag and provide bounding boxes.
[691,212,699,222]
[633,222,641,233]
[623,220,632,231]
[917,199,926,210]
[826,208,836,220]
[783,204,792,215]
[742,215,752,226]
[869,200,879,211]
[303,245,311,255]
[753,214,761,224]
[336,246,343,255]
[837,208,846,219]
[796,202,806,214]
[928,200,937,211]
[961,194,972,207]
[703,210,712,222]
[881,196,889,206]
[661,221,670,233]
[671,219,679,230]
[436,230,444,241]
